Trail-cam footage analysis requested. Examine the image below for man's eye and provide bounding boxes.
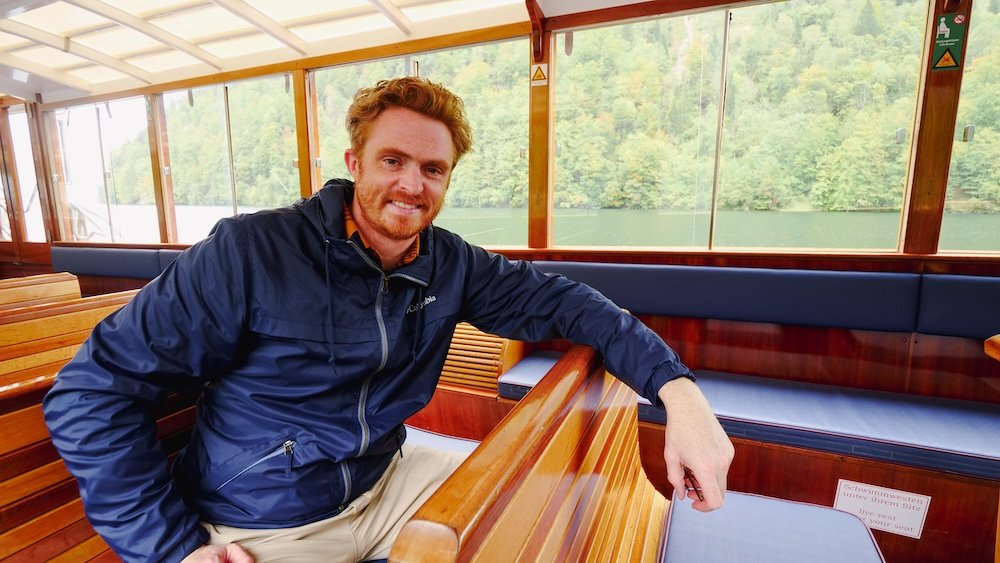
[383,158,400,166]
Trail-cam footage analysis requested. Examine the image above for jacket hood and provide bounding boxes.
[293,178,354,241]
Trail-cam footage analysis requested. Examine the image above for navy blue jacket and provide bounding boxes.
[42,179,693,561]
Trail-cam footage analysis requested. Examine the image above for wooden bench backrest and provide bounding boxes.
[439,322,524,392]
[0,273,81,311]
[391,345,667,562]
[0,290,139,390]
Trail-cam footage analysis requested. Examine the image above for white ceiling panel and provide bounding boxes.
[0,0,640,103]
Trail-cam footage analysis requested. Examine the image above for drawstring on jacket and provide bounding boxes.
[323,239,338,375]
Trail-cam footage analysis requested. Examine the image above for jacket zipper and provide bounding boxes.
[339,242,430,507]
[346,241,392,457]
[214,440,295,492]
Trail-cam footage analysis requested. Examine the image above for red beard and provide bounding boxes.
[353,178,443,241]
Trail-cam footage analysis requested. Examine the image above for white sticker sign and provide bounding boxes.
[530,63,548,86]
[834,479,931,539]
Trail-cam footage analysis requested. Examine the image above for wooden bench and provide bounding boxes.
[394,345,887,563]
[0,302,525,561]
[0,290,144,561]
[0,272,80,311]
[492,263,1000,563]
[0,389,195,561]
[0,290,139,394]
[391,345,668,562]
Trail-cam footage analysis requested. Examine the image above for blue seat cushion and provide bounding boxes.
[497,351,561,400]
[403,425,479,454]
[662,491,884,562]
[917,274,1000,339]
[158,249,185,273]
[500,356,999,479]
[51,246,163,279]
[531,262,920,333]
[639,371,1000,480]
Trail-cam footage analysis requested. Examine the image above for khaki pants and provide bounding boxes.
[203,444,466,562]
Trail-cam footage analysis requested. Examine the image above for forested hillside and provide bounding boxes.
[104,0,1000,215]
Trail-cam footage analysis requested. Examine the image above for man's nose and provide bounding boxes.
[398,164,424,193]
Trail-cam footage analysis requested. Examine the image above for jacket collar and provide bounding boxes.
[299,179,435,285]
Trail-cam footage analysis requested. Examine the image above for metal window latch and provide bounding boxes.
[962,124,975,142]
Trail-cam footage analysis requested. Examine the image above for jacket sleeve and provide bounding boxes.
[42,219,251,562]
[458,245,693,405]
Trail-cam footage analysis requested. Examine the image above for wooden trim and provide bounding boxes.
[292,69,313,198]
[26,102,58,244]
[902,0,974,254]
[544,0,758,31]
[527,30,553,248]
[50,240,188,250]
[41,109,72,242]
[496,248,1000,274]
[305,70,322,194]
[0,106,23,254]
[986,335,1000,362]
[147,94,177,243]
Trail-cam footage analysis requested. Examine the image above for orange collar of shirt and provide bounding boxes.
[343,203,420,269]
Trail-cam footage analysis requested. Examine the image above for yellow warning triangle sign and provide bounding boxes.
[531,66,546,81]
[935,49,958,68]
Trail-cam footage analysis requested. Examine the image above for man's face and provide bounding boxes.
[345,106,454,243]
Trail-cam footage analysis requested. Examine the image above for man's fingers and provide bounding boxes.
[224,543,255,563]
[181,544,255,563]
[688,468,724,511]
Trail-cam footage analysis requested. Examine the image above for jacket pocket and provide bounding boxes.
[197,435,343,524]
[214,439,295,492]
[200,434,296,492]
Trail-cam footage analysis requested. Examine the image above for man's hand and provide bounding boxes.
[180,543,254,563]
[658,377,734,512]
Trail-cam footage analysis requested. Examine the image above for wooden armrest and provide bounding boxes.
[390,345,667,562]
[986,334,1000,362]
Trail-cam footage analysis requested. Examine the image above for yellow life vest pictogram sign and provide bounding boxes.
[530,63,548,86]
[934,49,958,69]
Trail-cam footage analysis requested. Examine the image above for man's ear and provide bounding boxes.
[344,149,359,180]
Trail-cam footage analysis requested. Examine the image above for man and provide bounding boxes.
[44,77,733,563]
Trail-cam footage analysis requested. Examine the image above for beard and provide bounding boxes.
[352,177,444,241]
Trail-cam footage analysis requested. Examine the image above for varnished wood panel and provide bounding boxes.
[76,275,150,297]
[0,261,53,279]
[405,385,512,441]
[643,316,913,393]
[909,333,1000,402]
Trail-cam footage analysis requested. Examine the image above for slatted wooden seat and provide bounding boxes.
[0,290,142,561]
[0,273,81,311]
[0,290,138,392]
[391,345,667,562]
[439,322,524,392]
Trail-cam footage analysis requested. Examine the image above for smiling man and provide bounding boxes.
[345,104,453,269]
[43,77,732,563]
